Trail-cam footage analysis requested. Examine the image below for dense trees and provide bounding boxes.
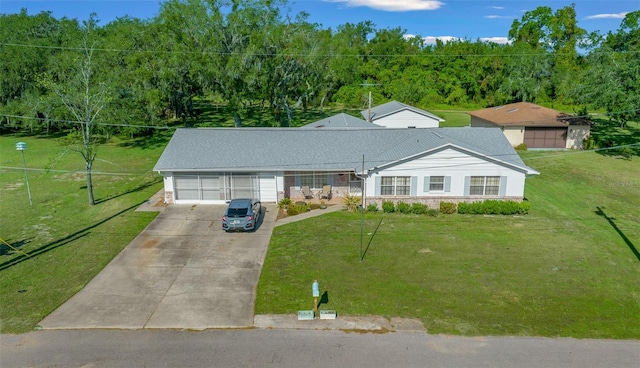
[1,2,638,135]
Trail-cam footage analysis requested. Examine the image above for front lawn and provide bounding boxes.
[256,150,640,338]
[0,135,164,333]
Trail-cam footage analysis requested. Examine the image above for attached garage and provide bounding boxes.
[523,127,566,149]
[171,172,277,204]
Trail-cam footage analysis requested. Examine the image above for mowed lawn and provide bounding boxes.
[0,135,165,333]
[256,150,640,338]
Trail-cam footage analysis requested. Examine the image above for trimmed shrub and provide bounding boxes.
[287,202,309,216]
[426,208,439,217]
[439,201,457,214]
[366,203,379,212]
[382,201,395,213]
[515,143,528,151]
[410,202,428,214]
[397,201,411,214]
[457,200,530,215]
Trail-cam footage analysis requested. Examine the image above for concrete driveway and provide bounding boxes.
[39,203,276,330]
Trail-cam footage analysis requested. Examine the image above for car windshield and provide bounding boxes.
[227,208,249,217]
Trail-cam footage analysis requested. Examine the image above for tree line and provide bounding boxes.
[2,0,639,135]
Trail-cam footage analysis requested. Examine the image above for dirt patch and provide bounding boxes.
[142,238,159,249]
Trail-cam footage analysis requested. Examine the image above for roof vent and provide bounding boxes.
[506,108,518,113]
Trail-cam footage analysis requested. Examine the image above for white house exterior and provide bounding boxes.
[361,100,445,128]
[153,127,538,206]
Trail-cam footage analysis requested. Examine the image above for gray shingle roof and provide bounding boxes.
[153,127,538,175]
[361,101,445,122]
[300,113,380,128]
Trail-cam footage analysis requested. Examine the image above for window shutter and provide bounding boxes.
[410,176,417,196]
[444,176,451,192]
[499,176,507,196]
[294,173,301,188]
[464,176,470,196]
[423,176,430,192]
[375,176,381,196]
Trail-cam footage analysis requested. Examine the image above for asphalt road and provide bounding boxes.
[2,329,639,368]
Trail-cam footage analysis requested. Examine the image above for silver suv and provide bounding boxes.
[222,198,261,232]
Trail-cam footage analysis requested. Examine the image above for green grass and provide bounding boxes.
[0,134,164,333]
[433,109,471,127]
[256,150,640,338]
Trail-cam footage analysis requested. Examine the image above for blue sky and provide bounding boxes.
[1,0,636,44]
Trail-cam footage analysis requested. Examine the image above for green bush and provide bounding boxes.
[457,200,530,215]
[366,203,378,212]
[439,201,457,214]
[426,208,439,217]
[515,143,528,151]
[382,201,395,213]
[278,198,292,209]
[397,201,411,214]
[343,194,361,212]
[410,202,428,214]
[285,203,309,216]
[583,134,595,150]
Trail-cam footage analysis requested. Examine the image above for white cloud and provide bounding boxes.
[325,0,444,12]
[479,37,510,44]
[422,36,462,45]
[585,12,628,20]
[485,15,514,19]
[489,6,505,10]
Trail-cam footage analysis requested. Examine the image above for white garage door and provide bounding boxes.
[259,174,277,202]
[173,173,276,203]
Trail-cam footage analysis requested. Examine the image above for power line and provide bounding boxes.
[3,41,640,58]
[0,113,175,130]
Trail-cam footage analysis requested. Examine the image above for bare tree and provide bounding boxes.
[45,28,108,205]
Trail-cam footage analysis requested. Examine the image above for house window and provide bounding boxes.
[300,172,321,189]
[429,176,445,191]
[381,176,411,196]
[470,176,500,195]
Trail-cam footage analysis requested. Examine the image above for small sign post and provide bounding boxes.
[15,142,32,206]
[312,280,319,317]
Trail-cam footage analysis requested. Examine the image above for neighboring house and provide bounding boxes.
[361,100,445,128]
[468,102,591,149]
[300,113,380,128]
[153,127,539,207]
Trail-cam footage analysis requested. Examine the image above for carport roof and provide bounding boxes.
[153,127,538,175]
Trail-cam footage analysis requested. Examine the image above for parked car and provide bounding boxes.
[222,198,261,232]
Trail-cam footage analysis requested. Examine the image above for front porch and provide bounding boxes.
[279,170,363,204]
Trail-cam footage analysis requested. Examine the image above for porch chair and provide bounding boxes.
[301,185,314,199]
[320,184,332,200]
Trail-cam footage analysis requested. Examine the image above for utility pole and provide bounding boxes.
[360,154,364,261]
[368,91,372,122]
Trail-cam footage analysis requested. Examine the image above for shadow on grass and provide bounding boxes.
[591,118,640,159]
[94,178,161,205]
[0,201,144,271]
[595,206,640,262]
[361,217,384,261]
[118,129,175,150]
[0,238,33,256]
[317,291,329,308]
